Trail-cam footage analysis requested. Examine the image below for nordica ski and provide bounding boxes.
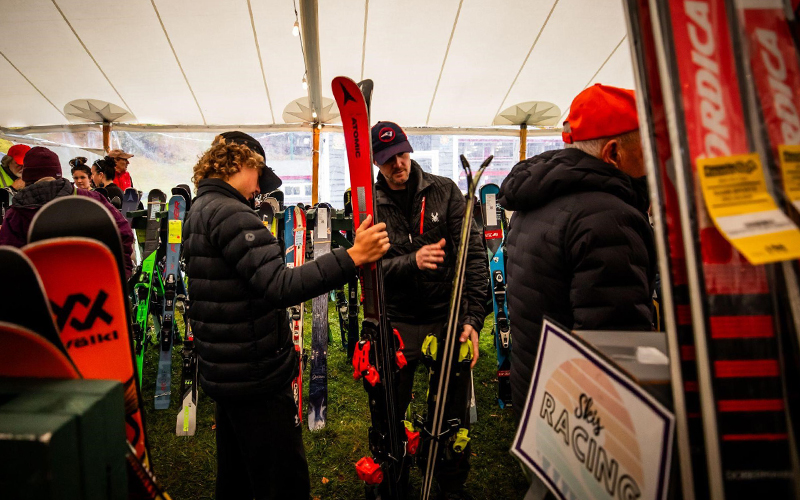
[334,76,414,500]
[154,194,186,409]
[285,205,307,425]
[309,204,332,430]
[134,189,167,384]
[344,187,361,362]
[479,183,512,408]
[176,297,198,436]
[622,1,703,498]
[419,155,491,500]
[642,0,800,497]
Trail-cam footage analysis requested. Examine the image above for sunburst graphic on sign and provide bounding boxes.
[64,99,135,124]
[282,96,340,124]
[494,101,561,127]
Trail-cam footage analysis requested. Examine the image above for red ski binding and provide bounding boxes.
[352,340,380,386]
[355,456,383,485]
[393,328,408,369]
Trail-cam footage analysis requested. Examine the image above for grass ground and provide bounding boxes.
[141,301,528,499]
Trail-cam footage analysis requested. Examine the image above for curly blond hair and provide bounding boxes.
[192,136,264,188]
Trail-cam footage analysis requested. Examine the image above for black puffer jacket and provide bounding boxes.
[376,161,488,332]
[183,179,357,401]
[498,148,656,409]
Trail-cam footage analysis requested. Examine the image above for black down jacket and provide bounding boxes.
[376,161,488,333]
[498,148,656,409]
[183,179,356,401]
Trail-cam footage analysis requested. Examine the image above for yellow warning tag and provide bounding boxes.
[778,145,800,211]
[168,220,182,244]
[698,153,800,265]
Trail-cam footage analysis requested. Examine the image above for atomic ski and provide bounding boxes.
[285,205,307,425]
[334,76,414,500]
[309,204,332,430]
[420,155,491,500]
[479,183,512,408]
[636,1,800,497]
[154,194,186,410]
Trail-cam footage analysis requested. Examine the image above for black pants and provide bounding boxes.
[214,386,310,500]
[395,320,472,493]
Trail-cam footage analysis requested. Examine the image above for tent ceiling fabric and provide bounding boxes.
[0,0,634,129]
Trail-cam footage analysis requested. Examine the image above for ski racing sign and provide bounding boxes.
[512,320,674,500]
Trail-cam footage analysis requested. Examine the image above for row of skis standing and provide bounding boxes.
[624,0,800,499]
[0,188,185,498]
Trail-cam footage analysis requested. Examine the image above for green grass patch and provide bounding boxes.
[141,302,527,499]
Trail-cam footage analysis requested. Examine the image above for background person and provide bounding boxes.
[91,157,124,203]
[69,156,92,190]
[1,144,30,192]
[0,146,135,277]
[108,148,134,190]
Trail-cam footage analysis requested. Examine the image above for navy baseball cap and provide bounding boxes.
[219,131,282,193]
[371,121,414,165]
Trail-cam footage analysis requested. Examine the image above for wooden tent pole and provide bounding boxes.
[312,123,321,205]
[102,122,111,154]
[519,122,528,161]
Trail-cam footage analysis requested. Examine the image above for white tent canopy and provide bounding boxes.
[0,0,634,130]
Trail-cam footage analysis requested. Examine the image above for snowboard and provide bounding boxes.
[175,298,198,437]
[420,155,491,500]
[122,188,140,226]
[154,194,186,410]
[344,187,360,362]
[479,183,512,408]
[134,189,167,384]
[285,205,307,425]
[309,204,332,431]
[632,1,800,497]
[334,76,412,499]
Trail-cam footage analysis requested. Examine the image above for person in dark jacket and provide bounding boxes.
[182,131,389,500]
[0,146,135,277]
[498,84,656,499]
[91,157,124,204]
[371,121,489,498]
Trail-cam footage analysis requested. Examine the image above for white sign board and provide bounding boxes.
[512,320,675,500]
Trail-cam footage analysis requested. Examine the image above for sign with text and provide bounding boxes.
[512,320,674,500]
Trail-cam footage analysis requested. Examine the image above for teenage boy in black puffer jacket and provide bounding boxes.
[182,132,389,500]
[499,84,656,500]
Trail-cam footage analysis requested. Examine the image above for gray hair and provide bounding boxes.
[0,155,13,169]
[565,130,641,159]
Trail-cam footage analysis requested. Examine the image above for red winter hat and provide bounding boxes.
[22,147,62,183]
[7,144,31,165]
[562,84,639,144]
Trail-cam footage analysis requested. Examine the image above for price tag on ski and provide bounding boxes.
[697,153,800,264]
[778,145,800,212]
[168,220,182,244]
[513,319,674,500]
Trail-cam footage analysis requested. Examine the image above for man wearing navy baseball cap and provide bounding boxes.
[371,121,488,499]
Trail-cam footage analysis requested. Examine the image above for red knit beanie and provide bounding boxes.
[22,147,63,183]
